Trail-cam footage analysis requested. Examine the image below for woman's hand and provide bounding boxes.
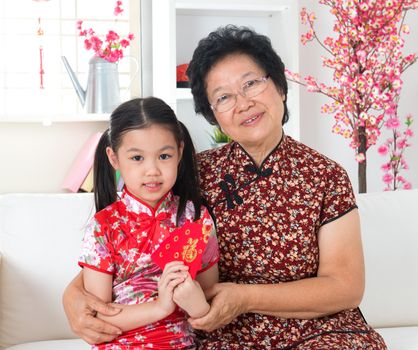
[62,272,122,345]
[156,261,188,316]
[173,273,210,318]
[188,282,246,332]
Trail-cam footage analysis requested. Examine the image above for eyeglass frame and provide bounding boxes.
[209,75,270,113]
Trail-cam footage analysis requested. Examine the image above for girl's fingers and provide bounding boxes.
[167,277,187,291]
[163,261,189,275]
[159,271,187,289]
[159,262,188,284]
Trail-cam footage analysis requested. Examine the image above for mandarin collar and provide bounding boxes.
[121,187,174,216]
[230,132,287,170]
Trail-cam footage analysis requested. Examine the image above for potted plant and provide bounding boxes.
[209,127,231,148]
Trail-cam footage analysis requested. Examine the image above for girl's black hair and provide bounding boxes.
[93,97,202,225]
[186,25,289,126]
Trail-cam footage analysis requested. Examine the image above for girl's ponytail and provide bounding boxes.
[174,121,202,224]
[93,129,117,212]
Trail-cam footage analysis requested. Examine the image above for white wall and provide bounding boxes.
[0,122,107,193]
[1,2,417,194]
[297,1,418,193]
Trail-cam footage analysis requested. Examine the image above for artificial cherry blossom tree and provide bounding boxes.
[286,0,418,193]
[379,114,414,190]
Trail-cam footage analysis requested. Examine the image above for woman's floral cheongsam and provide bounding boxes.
[196,135,387,350]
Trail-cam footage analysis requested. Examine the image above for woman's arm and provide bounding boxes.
[85,262,189,332]
[62,271,122,345]
[190,210,364,331]
[247,209,364,317]
[173,264,218,318]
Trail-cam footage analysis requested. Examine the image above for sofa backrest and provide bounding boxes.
[0,193,95,349]
[357,189,418,328]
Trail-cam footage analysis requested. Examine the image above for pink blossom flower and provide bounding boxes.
[396,175,405,183]
[385,117,401,129]
[405,129,414,137]
[401,24,410,34]
[77,0,134,63]
[397,138,408,149]
[382,173,393,184]
[106,30,119,42]
[114,0,123,15]
[381,162,391,171]
[378,144,389,156]
[403,182,412,190]
[401,159,409,170]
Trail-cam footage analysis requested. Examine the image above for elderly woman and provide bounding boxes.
[63,26,387,349]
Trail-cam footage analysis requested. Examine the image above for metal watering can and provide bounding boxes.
[62,56,121,114]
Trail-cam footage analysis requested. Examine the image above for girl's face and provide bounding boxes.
[205,53,285,150]
[106,124,183,208]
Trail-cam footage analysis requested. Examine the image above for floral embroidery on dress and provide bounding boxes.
[79,189,219,349]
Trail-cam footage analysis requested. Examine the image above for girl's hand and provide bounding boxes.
[173,273,210,318]
[156,261,188,316]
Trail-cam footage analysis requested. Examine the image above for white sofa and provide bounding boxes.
[0,190,417,350]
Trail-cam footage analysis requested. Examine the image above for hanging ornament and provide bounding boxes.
[37,17,45,89]
[33,0,50,89]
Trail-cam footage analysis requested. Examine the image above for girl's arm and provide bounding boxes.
[83,261,189,332]
[173,264,219,318]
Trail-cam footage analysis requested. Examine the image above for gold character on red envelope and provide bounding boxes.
[182,238,198,263]
[151,221,208,279]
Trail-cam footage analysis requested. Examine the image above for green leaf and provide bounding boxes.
[209,127,231,143]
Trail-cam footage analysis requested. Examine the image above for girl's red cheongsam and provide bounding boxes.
[79,189,219,349]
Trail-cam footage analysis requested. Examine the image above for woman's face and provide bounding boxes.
[205,54,285,149]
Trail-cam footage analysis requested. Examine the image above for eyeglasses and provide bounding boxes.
[210,75,270,113]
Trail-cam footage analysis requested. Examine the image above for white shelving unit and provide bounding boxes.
[151,0,300,152]
[0,113,110,125]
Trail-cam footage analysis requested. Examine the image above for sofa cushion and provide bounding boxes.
[377,327,418,350]
[357,189,418,328]
[0,193,95,349]
[4,339,89,350]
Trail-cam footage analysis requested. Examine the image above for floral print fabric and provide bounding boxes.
[196,135,387,349]
[79,189,219,349]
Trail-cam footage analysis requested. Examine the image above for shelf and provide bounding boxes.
[152,0,299,147]
[176,88,193,100]
[176,2,288,16]
[0,113,110,125]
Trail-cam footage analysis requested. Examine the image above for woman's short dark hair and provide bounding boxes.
[187,25,289,126]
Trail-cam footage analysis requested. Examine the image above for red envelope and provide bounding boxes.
[151,221,208,279]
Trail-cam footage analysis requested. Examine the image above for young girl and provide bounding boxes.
[78,97,219,349]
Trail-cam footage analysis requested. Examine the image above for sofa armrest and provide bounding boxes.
[357,189,418,328]
[0,193,95,349]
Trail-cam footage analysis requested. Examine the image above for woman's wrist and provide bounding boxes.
[236,283,253,314]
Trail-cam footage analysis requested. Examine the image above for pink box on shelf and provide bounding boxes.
[62,132,103,192]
